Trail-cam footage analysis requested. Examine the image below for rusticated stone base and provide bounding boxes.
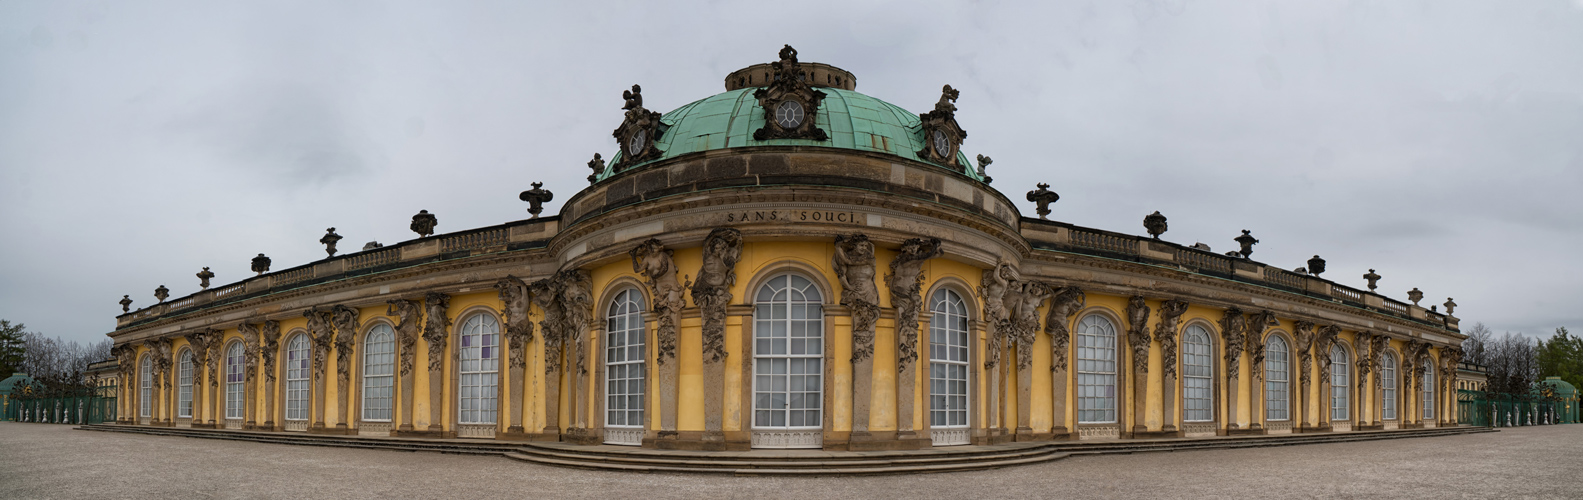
[394,428,447,438]
[1226,427,1265,436]
[308,426,353,435]
[1297,424,1333,433]
[848,431,928,451]
[1132,429,1184,439]
[644,430,751,451]
[561,427,601,445]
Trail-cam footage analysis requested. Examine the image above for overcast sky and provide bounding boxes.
[3,1,1581,346]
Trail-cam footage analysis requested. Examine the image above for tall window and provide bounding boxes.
[752,274,823,429]
[1077,315,1118,424]
[606,289,646,429]
[226,342,244,419]
[1182,325,1212,422]
[1265,336,1290,421]
[178,349,194,418]
[362,324,395,421]
[928,289,969,430]
[1382,353,1398,420]
[458,313,500,425]
[1330,345,1349,421]
[285,334,309,421]
[1422,360,1435,420]
[140,355,152,418]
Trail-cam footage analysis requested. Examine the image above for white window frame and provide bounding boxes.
[225,342,244,420]
[1330,345,1349,421]
[1422,360,1435,420]
[177,349,194,418]
[457,313,500,425]
[751,273,824,431]
[362,324,395,422]
[1265,336,1289,421]
[605,288,647,430]
[140,355,152,418]
[928,288,970,430]
[285,334,310,422]
[1382,353,1397,420]
[1076,314,1118,424]
[1182,325,1213,423]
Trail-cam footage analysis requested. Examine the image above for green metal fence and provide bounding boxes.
[0,382,116,425]
[1458,389,1569,427]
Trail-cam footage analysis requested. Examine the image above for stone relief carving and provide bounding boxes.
[1369,334,1388,389]
[556,270,593,375]
[612,84,666,168]
[1042,285,1086,373]
[385,299,422,377]
[979,262,1016,370]
[529,278,564,374]
[1007,280,1050,370]
[1026,183,1059,220]
[916,84,968,169]
[632,239,683,363]
[183,330,213,381]
[410,210,438,238]
[1316,325,1341,385]
[331,305,359,386]
[196,267,215,289]
[753,45,829,142]
[1246,310,1277,381]
[238,322,260,383]
[1154,299,1190,379]
[691,228,742,364]
[320,228,343,257]
[1219,308,1247,380]
[151,338,173,390]
[519,182,554,218]
[422,293,452,372]
[306,308,335,382]
[258,319,280,382]
[113,344,137,382]
[252,254,271,275]
[833,234,880,364]
[887,237,944,371]
[1293,320,1314,388]
[1354,331,1373,409]
[495,275,534,370]
[1125,296,1152,372]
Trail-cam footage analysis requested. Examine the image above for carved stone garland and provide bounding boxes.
[690,228,741,439]
[752,45,829,142]
[833,234,880,436]
[632,238,683,433]
[421,292,451,433]
[916,84,969,171]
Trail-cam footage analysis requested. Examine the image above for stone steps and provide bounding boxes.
[75,424,1495,476]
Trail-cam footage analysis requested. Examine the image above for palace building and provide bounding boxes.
[105,46,1468,452]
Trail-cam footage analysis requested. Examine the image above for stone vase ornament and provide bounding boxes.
[1306,256,1326,276]
[1143,211,1168,239]
[1363,269,1380,291]
[519,183,553,218]
[410,210,438,238]
[1235,230,1259,259]
[119,295,133,313]
[155,285,169,303]
[1026,184,1059,219]
[320,228,342,257]
[196,267,215,289]
[1408,288,1424,306]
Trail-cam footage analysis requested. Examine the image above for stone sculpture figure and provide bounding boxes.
[630,238,682,433]
[1154,299,1190,379]
[556,270,593,375]
[586,153,606,184]
[384,298,420,431]
[151,338,172,422]
[1220,308,1247,380]
[1370,334,1388,390]
[613,84,667,167]
[1246,310,1277,382]
[237,323,261,427]
[519,182,554,218]
[887,237,944,371]
[331,304,359,429]
[410,210,438,238]
[915,84,968,168]
[1294,320,1314,389]
[691,228,742,364]
[1125,296,1152,372]
[1043,285,1087,373]
[1026,183,1059,219]
[631,239,682,362]
[752,45,829,142]
[975,154,993,183]
[422,292,451,432]
[529,276,564,433]
[252,254,271,275]
[1316,325,1341,390]
[1009,281,1050,370]
[259,320,279,427]
[305,307,334,428]
[320,228,343,257]
[112,344,136,421]
[978,262,1015,371]
[196,267,215,289]
[495,275,534,368]
[833,234,880,364]
[120,295,132,313]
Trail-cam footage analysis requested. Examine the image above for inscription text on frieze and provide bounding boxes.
[726,210,861,224]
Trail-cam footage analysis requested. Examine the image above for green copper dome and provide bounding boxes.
[596,88,981,182]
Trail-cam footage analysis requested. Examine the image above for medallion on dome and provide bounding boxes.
[917,84,968,171]
[753,45,829,142]
[611,84,665,171]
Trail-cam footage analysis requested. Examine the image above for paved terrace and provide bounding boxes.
[0,423,1575,499]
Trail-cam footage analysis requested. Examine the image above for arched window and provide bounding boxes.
[605,289,646,434]
[140,354,153,418]
[458,313,500,425]
[177,349,194,418]
[226,342,244,419]
[928,288,970,437]
[362,324,395,422]
[1265,336,1290,421]
[1382,353,1398,420]
[1330,345,1349,421]
[1182,325,1213,422]
[285,334,310,422]
[1422,360,1435,420]
[752,274,824,432]
[1077,314,1118,424]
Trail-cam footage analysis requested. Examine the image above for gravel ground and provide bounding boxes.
[0,423,1578,499]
